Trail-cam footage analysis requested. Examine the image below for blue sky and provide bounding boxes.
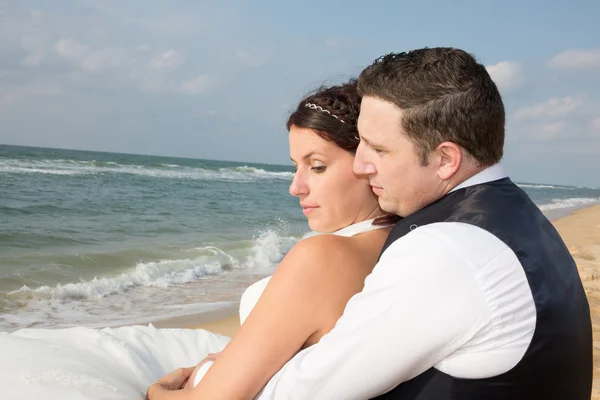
[0,0,599,187]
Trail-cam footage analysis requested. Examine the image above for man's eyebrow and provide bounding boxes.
[359,135,382,148]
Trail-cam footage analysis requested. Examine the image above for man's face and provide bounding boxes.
[353,96,442,217]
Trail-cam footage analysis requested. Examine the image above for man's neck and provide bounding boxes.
[450,163,507,193]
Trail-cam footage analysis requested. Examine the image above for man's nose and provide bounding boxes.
[353,143,376,176]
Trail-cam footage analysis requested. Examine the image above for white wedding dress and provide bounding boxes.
[0,219,386,400]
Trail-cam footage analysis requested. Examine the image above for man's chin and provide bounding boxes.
[377,198,398,215]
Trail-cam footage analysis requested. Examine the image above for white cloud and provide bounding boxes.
[235,48,266,67]
[485,61,525,91]
[178,75,210,95]
[150,49,184,72]
[515,96,583,121]
[1,82,61,105]
[19,10,52,67]
[538,121,566,139]
[80,48,127,73]
[325,37,342,48]
[54,38,89,62]
[21,35,49,67]
[54,38,127,73]
[548,49,600,70]
[591,118,600,132]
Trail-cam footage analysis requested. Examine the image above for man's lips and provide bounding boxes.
[371,185,383,195]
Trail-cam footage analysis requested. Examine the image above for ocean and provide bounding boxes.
[1,144,599,332]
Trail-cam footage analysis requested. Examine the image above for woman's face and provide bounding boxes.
[289,126,381,232]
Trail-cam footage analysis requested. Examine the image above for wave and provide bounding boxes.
[7,229,297,303]
[538,197,600,211]
[230,166,293,178]
[0,158,293,181]
[517,183,574,189]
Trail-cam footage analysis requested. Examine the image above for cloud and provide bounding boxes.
[235,48,266,68]
[150,49,184,72]
[1,82,61,105]
[514,96,583,121]
[548,49,600,70]
[325,37,342,48]
[54,38,127,73]
[21,35,49,67]
[591,118,600,132]
[485,61,525,91]
[54,38,88,62]
[178,75,211,95]
[537,121,566,140]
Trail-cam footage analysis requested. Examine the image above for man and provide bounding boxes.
[257,48,592,399]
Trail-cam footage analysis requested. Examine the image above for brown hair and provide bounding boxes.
[286,79,361,153]
[287,79,401,226]
[357,47,505,166]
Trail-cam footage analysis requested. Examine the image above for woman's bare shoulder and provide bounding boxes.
[273,233,372,283]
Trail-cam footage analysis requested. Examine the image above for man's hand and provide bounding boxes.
[184,352,220,389]
[147,366,195,400]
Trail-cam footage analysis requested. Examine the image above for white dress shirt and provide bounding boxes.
[257,164,537,399]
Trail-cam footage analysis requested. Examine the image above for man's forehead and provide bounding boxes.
[358,97,404,140]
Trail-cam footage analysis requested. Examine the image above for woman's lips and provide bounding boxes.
[301,205,319,215]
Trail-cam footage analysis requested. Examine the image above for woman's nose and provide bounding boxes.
[289,170,309,197]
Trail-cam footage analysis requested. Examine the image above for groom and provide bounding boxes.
[257,48,593,399]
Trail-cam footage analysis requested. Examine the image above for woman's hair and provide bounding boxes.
[287,79,401,226]
[286,79,361,153]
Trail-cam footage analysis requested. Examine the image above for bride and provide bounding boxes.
[0,80,397,400]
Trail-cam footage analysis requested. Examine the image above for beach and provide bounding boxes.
[180,204,600,397]
[2,145,600,395]
[553,204,600,398]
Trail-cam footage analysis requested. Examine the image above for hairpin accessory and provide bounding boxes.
[304,103,345,123]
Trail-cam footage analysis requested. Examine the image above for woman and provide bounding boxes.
[0,80,397,400]
[147,80,398,399]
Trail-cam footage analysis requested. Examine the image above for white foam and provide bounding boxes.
[10,259,225,301]
[518,183,565,189]
[7,228,299,303]
[230,166,294,178]
[538,197,600,211]
[245,229,296,269]
[0,158,293,181]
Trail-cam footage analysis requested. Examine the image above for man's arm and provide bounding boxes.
[258,226,493,399]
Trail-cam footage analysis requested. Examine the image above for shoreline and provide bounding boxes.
[151,302,241,337]
[141,203,600,349]
[147,203,600,396]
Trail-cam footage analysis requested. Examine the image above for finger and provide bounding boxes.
[181,366,195,376]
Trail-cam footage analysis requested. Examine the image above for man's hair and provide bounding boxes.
[357,47,505,166]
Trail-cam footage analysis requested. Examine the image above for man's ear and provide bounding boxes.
[435,141,462,181]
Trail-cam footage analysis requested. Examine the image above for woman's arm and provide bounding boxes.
[155,234,355,400]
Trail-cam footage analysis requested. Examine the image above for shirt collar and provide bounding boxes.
[450,163,507,193]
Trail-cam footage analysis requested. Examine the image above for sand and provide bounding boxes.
[169,204,600,397]
[553,204,600,398]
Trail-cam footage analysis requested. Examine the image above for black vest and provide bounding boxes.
[373,178,592,400]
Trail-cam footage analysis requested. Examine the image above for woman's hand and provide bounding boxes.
[146,367,195,399]
[184,352,220,389]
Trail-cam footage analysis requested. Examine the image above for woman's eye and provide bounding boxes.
[310,165,326,173]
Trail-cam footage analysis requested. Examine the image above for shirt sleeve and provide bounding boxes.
[256,227,493,400]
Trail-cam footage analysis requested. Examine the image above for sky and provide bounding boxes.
[0,0,599,187]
